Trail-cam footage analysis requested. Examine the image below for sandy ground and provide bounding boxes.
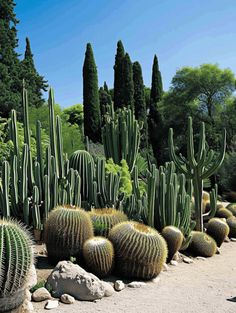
[33,240,236,313]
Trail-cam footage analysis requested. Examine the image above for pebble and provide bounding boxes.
[183,257,194,264]
[45,300,59,310]
[32,287,51,302]
[162,263,169,271]
[25,289,32,301]
[114,280,125,291]
[224,237,230,243]
[127,281,147,288]
[216,247,220,254]
[151,276,161,284]
[60,294,75,304]
[172,252,180,261]
[170,260,178,266]
[101,282,115,297]
[196,256,206,261]
[230,238,236,242]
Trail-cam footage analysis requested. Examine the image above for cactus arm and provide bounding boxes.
[56,116,64,179]
[1,161,10,218]
[187,117,197,168]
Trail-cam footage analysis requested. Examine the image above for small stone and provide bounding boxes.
[101,282,115,297]
[196,256,206,261]
[216,247,220,254]
[162,263,169,271]
[230,238,236,242]
[224,236,230,243]
[114,280,125,291]
[60,294,75,304]
[45,300,59,310]
[32,287,51,302]
[25,289,32,301]
[127,281,147,288]
[170,260,178,266]
[172,252,180,261]
[25,264,37,290]
[183,257,194,264]
[151,276,161,284]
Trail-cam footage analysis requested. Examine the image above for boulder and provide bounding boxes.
[47,261,105,301]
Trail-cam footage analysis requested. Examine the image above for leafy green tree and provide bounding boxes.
[83,43,101,142]
[133,61,148,148]
[123,53,134,108]
[61,104,84,128]
[148,55,164,164]
[0,0,22,117]
[113,40,125,109]
[20,37,48,108]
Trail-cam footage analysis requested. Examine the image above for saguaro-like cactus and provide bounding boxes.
[169,117,226,231]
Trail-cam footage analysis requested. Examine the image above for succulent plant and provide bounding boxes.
[109,221,167,280]
[226,203,236,216]
[89,208,128,237]
[226,216,236,238]
[161,226,184,262]
[83,236,114,277]
[189,231,217,257]
[0,219,33,312]
[44,205,94,264]
[215,208,233,219]
[206,218,229,247]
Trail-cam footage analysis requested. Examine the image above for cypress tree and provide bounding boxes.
[113,40,125,109]
[21,37,48,108]
[123,53,134,108]
[148,54,164,165]
[0,0,21,117]
[133,61,148,148]
[83,43,101,142]
[99,81,112,125]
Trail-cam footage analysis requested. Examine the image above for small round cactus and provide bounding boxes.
[189,231,217,257]
[226,216,236,238]
[206,218,229,247]
[83,236,114,277]
[45,205,94,264]
[161,226,184,262]
[215,208,233,219]
[0,219,33,312]
[109,221,167,280]
[89,208,128,237]
[226,203,236,216]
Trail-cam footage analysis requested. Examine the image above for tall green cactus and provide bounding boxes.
[0,219,33,312]
[169,117,226,231]
[102,106,140,172]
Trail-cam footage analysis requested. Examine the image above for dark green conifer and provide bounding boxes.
[113,40,125,109]
[123,53,134,109]
[83,43,101,142]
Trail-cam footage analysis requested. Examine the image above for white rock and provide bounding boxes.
[60,294,75,304]
[32,287,51,302]
[25,264,37,290]
[170,260,178,266]
[162,263,169,271]
[230,238,236,242]
[47,261,105,301]
[45,300,59,310]
[114,280,125,291]
[151,276,161,284]
[183,257,194,264]
[127,281,147,288]
[196,256,206,261]
[101,282,115,297]
[224,236,230,243]
[172,252,180,261]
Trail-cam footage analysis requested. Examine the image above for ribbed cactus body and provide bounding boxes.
[161,226,184,262]
[0,219,33,312]
[89,208,128,237]
[215,208,233,219]
[226,204,236,216]
[83,236,114,277]
[206,218,229,247]
[109,221,167,280]
[226,217,236,238]
[45,205,94,263]
[189,231,217,257]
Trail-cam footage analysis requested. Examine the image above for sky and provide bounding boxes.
[15,0,236,108]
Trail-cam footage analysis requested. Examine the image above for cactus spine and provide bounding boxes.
[83,236,114,277]
[169,117,226,231]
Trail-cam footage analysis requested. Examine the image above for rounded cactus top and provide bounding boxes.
[111,221,159,236]
[90,208,127,217]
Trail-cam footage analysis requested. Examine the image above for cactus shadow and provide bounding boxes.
[227,297,236,303]
[35,255,54,270]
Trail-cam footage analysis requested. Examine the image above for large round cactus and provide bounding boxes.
[226,203,236,216]
[161,226,183,262]
[226,216,236,238]
[189,231,217,257]
[89,208,128,237]
[45,205,94,264]
[215,208,233,219]
[83,236,114,277]
[0,219,33,312]
[206,218,229,247]
[109,221,167,280]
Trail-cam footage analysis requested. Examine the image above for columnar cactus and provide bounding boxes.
[0,219,33,312]
[44,205,94,264]
[109,221,167,280]
[169,117,226,231]
[83,236,114,277]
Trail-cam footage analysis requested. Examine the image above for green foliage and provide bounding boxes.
[45,205,94,264]
[122,53,134,109]
[217,152,236,192]
[189,231,217,257]
[83,43,101,142]
[206,218,229,247]
[83,236,114,277]
[61,103,84,127]
[109,221,167,279]
[113,40,125,109]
